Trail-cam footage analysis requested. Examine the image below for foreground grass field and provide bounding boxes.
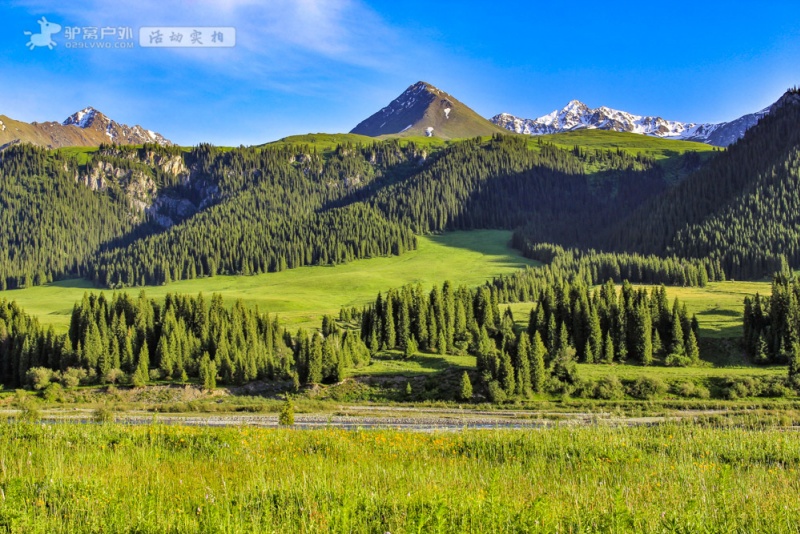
[3,230,538,333]
[1,422,799,533]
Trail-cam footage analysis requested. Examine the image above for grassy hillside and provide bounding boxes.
[265,132,449,155]
[4,230,538,332]
[540,129,716,157]
[529,129,718,181]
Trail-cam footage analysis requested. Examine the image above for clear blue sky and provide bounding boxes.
[2,0,799,145]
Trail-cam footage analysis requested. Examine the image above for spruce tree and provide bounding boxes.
[459,371,473,401]
[133,342,150,386]
[603,331,614,364]
[515,332,531,396]
[199,352,217,389]
[686,328,700,364]
[530,331,546,393]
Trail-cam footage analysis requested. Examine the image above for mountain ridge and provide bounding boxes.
[491,100,769,147]
[0,107,172,149]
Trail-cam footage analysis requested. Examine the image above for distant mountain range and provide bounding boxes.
[1,83,789,149]
[0,107,172,149]
[352,81,782,147]
[491,101,768,147]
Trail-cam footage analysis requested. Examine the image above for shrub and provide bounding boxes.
[627,377,667,400]
[672,381,710,399]
[42,382,64,402]
[721,377,758,400]
[26,367,55,390]
[61,368,87,389]
[665,352,692,367]
[487,380,507,403]
[544,376,573,396]
[551,347,579,385]
[593,376,625,400]
[759,377,791,398]
[571,378,594,399]
[92,406,115,423]
[14,390,41,423]
[104,368,126,385]
[278,396,295,426]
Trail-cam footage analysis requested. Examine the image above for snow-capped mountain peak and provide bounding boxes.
[61,107,172,146]
[490,101,768,146]
[63,107,101,128]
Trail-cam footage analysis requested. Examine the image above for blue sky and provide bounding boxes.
[2,0,799,145]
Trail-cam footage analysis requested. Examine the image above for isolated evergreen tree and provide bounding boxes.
[133,342,150,386]
[459,371,473,401]
[603,331,614,364]
[515,332,531,396]
[199,352,217,389]
[307,334,323,384]
[279,395,294,426]
[530,331,546,393]
[404,336,418,359]
[686,328,700,364]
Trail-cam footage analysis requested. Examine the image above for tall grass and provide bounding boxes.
[0,422,798,532]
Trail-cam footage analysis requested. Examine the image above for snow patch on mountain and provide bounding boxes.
[63,107,99,128]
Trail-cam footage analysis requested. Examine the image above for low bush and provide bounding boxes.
[627,377,667,400]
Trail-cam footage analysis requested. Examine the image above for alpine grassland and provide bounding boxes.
[1,421,799,533]
[6,230,538,332]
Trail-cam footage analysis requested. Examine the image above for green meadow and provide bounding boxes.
[1,422,798,533]
[3,230,538,333]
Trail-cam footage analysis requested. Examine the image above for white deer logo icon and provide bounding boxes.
[24,17,62,50]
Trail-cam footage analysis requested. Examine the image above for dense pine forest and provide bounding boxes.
[350,277,699,400]
[0,145,143,289]
[597,91,800,279]
[1,127,705,290]
[0,278,699,395]
[743,273,800,371]
[0,291,298,388]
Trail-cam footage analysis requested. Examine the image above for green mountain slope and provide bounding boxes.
[598,89,800,279]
